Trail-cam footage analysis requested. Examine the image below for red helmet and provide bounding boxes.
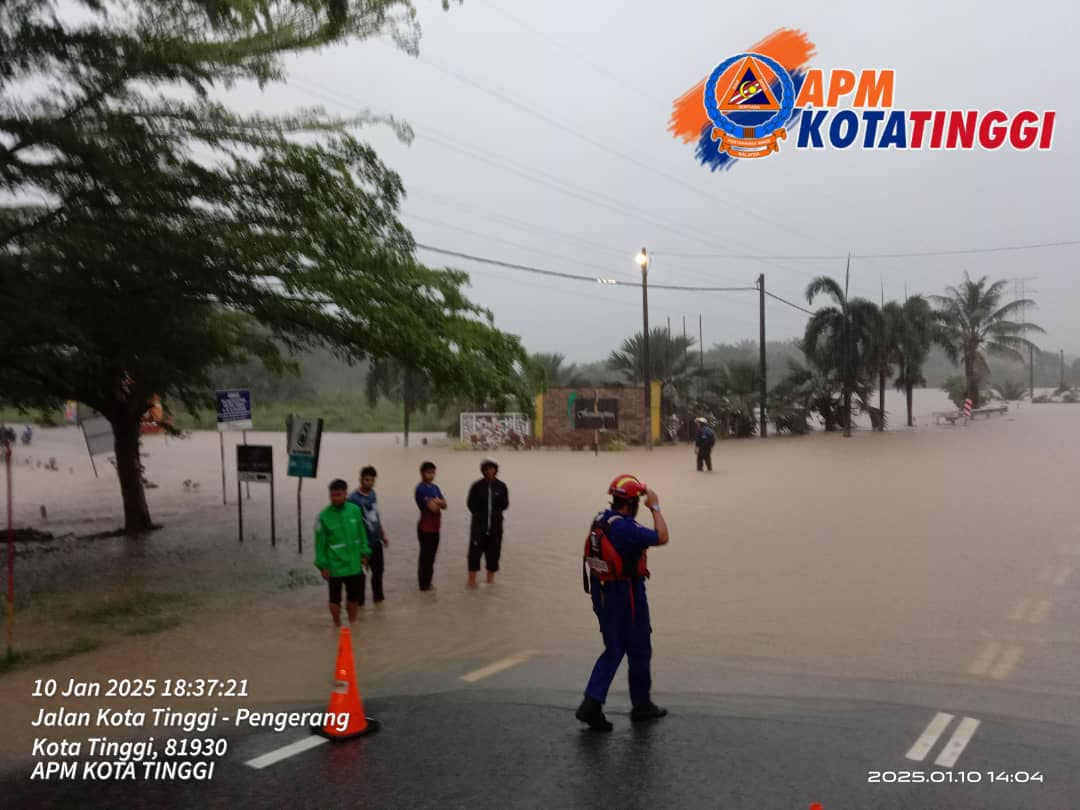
[608,474,647,499]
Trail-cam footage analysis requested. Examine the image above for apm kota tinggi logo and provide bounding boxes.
[669,29,1057,172]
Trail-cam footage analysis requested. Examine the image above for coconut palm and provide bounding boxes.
[607,328,696,389]
[528,352,584,392]
[932,273,1044,408]
[804,275,879,432]
[891,295,934,427]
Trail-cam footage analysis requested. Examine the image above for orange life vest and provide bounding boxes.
[582,512,649,594]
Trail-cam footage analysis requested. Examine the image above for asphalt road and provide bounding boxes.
[5,655,1079,809]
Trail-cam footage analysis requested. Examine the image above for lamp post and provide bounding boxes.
[636,248,652,450]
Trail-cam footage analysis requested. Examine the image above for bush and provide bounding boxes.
[601,438,628,451]
[453,441,472,451]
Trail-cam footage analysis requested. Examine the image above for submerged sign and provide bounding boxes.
[670,29,1056,170]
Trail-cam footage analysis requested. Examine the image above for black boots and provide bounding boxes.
[575,697,613,732]
[630,702,668,722]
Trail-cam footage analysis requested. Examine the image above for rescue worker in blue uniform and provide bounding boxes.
[576,474,670,731]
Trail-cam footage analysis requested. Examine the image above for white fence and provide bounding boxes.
[459,413,531,449]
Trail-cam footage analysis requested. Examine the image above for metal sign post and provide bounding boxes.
[236,445,275,546]
[215,389,253,506]
[286,415,324,555]
[5,442,14,659]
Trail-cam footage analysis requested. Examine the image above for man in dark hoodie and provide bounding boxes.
[466,457,509,587]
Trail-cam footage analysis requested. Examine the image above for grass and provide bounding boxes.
[149,392,454,433]
[279,568,321,591]
[1,637,105,675]
[4,396,452,434]
[73,590,189,625]
[125,616,183,636]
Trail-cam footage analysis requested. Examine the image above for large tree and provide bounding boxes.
[0,1,530,532]
[932,273,1043,408]
[364,358,433,449]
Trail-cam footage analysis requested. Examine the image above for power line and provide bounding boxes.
[655,238,1080,261]
[286,75,819,285]
[414,243,758,292]
[764,290,814,316]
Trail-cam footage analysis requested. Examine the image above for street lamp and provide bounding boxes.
[636,247,652,450]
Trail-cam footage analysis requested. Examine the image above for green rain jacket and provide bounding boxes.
[314,501,370,577]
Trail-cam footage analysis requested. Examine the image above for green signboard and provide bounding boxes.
[286,415,323,479]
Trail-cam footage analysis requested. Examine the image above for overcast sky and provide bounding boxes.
[235,0,1079,362]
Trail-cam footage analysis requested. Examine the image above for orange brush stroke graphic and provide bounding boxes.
[668,28,816,143]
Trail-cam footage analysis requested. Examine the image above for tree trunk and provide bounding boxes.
[906,383,914,427]
[112,412,153,534]
[964,352,979,407]
[878,367,886,432]
[402,376,411,448]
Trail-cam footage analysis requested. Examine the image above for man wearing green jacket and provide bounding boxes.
[315,479,371,626]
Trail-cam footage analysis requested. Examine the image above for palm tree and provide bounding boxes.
[365,358,433,448]
[891,295,934,427]
[864,301,900,432]
[932,273,1044,408]
[804,276,879,432]
[607,328,695,388]
[528,352,584,392]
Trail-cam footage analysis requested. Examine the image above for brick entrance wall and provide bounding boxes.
[541,385,646,446]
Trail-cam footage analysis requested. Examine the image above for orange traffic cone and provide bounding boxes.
[311,625,380,740]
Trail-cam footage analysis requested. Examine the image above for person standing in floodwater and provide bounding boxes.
[694,417,715,472]
[466,457,509,588]
[348,466,390,605]
[415,461,447,591]
[577,474,670,731]
[315,479,371,626]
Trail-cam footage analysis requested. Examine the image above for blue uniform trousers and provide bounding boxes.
[584,577,652,706]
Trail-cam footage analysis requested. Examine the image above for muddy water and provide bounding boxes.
[2,393,1077,769]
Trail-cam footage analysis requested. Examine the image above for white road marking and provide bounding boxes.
[1038,565,1055,583]
[905,712,954,762]
[1053,567,1073,586]
[1028,600,1051,624]
[245,735,327,769]
[934,717,981,768]
[1009,598,1033,621]
[459,650,536,683]
[990,645,1023,680]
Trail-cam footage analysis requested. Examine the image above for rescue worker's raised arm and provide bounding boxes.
[642,487,669,545]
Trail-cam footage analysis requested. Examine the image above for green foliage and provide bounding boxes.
[0,2,530,531]
[932,273,1044,408]
[608,328,696,388]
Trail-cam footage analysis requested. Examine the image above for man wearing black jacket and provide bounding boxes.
[466,457,509,587]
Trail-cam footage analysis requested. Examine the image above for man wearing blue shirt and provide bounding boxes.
[415,461,447,591]
[577,474,670,731]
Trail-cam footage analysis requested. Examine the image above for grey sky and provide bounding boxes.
[238,0,1079,362]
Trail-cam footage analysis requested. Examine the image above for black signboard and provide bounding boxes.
[237,445,273,482]
[576,398,619,431]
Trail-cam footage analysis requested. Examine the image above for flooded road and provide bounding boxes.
[2,395,1078,807]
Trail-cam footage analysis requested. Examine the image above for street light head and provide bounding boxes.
[635,248,648,269]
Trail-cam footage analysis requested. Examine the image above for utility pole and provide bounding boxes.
[637,248,652,450]
[1061,349,1066,390]
[842,254,852,438]
[699,315,704,372]
[758,273,767,438]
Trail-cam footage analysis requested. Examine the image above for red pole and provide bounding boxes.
[6,443,13,658]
